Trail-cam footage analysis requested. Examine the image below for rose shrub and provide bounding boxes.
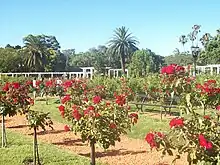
[145,64,220,164]
[58,78,138,165]
[0,81,32,147]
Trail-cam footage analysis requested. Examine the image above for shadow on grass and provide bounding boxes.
[141,108,180,116]
[52,138,84,146]
[79,149,146,158]
[7,124,28,129]
[28,129,65,136]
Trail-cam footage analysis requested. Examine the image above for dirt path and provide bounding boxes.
[5,115,186,165]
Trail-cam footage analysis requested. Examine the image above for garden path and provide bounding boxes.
[5,115,186,165]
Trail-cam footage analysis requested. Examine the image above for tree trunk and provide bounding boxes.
[120,55,126,75]
[193,58,197,77]
[90,141,96,165]
[33,127,37,165]
[1,114,7,148]
[33,127,41,165]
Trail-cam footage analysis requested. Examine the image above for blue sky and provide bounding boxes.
[0,0,220,56]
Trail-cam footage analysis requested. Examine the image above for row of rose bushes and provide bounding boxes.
[1,73,220,101]
[0,77,139,165]
[1,65,220,164]
[145,64,220,165]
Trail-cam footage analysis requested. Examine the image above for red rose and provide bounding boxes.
[84,106,95,116]
[109,123,117,129]
[36,80,41,86]
[58,105,65,112]
[145,133,157,148]
[2,83,10,91]
[45,80,53,87]
[156,132,164,138]
[169,118,184,128]
[216,105,220,111]
[161,67,167,74]
[129,113,138,119]
[176,66,185,72]
[196,84,202,89]
[206,142,213,150]
[72,109,82,120]
[12,82,20,89]
[61,95,71,104]
[26,80,33,86]
[198,134,213,150]
[93,96,102,104]
[204,115,211,120]
[63,80,72,88]
[115,94,126,106]
[166,65,175,74]
[64,125,70,132]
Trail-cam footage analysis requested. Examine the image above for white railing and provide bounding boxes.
[0,67,129,79]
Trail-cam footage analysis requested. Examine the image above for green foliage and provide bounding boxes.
[0,48,24,72]
[128,49,151,77]
[158,114,220,164]
[199,29,220,65]
[165,53,193,66]
[59,79,136,150]
[26,110,53,131]
[108,26,139,73]
[23,34,65,72]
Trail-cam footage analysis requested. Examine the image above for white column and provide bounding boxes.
[90,69,93,79]
[217,67,220,74]
[210,67,213,75]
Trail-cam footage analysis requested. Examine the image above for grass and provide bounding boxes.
[33,97,69,124]
[0,129,104,165]
[127,115,169,139]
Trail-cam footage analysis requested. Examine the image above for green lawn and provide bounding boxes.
[0,129,104,165]
[127,115,169,139]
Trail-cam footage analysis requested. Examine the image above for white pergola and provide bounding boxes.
[0,67,128,79]
[196,64,220,75]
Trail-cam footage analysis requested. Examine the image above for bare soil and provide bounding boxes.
[5,115,186,165]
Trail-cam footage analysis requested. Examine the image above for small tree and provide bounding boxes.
[26,110,53,165]
[59,79,138,165]
[0,82,32,147]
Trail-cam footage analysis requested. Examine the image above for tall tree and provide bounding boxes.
[62,49,75,70]
[23,35,48,71]
[199,29,220,64]
[0,48,24,72]
[128,49,151,77]
[108,26,139,73]
[23,34,62,71]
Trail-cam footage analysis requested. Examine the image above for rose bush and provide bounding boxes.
[58,78,138,165]
[145,64,220,164]
[0,81,32,147]
[145,114,220,164]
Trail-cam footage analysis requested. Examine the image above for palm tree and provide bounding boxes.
[108,26,139,74]
[200,33,212,46]
[179,35,188,52]
[23,35,48,71]
[173,48,180,55]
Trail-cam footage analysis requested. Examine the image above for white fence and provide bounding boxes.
[0,67,128,79]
